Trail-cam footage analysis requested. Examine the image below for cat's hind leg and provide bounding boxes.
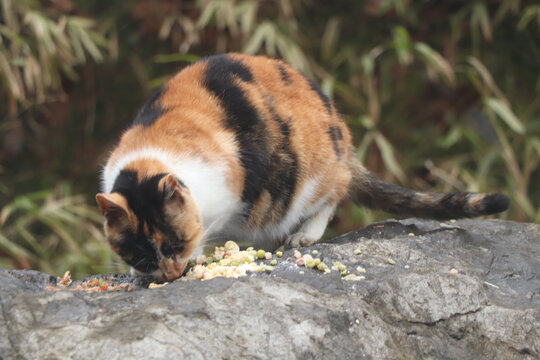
[284,205,335,249]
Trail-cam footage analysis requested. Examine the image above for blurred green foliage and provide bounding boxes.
[1,0,539,278]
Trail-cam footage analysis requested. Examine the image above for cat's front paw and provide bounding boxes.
[284,233,318,249]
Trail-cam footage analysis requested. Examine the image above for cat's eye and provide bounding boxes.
[160,243,185,258]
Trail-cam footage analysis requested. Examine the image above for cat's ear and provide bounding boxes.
[96,193,130,227]
[163,174,186,204]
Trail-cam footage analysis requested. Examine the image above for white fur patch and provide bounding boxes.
[103,147,240,229]
[273,178,321,236]
[217,178,333,247]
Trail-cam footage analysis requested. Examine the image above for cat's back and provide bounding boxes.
[104,53,352,238]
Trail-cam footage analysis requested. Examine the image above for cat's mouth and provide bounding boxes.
[157,257,187,281]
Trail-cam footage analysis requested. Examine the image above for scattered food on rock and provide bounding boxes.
[45,271,133,292]
[179,241,268,281]
[148,282,168,289]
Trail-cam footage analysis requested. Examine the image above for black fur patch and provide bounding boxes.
[480,193,510,214]
[202,54,254,83]
[111,170,187,272]
[262,98,298,222]
[306,77,332,114]
[277,64,292,85]
[328,125,344,159]
[133,85,167,127]
[117,228,160,273]
[112,170,167,226]
[203,55,270,217]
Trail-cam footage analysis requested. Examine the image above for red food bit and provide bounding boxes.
[59,271,72,286]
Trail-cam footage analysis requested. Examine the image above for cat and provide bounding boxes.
[96,53,510,281]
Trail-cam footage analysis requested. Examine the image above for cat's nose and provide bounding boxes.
[161,270,180,282]
[159,258,186,281]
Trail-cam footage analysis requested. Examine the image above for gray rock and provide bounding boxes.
[0,219,538,360]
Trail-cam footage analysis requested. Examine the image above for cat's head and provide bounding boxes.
[96,172,203,281]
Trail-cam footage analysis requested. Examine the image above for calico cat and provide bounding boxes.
[96,53,510,281]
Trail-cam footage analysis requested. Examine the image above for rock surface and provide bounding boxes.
[0,219,539,360]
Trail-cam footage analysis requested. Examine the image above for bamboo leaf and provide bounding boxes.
[0,48,22,98]
[1,0,19,33]
[494,0,521,25]
[360,54,373,76]
[263,23,276,56]
[517,5,540,30]
[414,42,455,86]
[466,56,508,102]
[484,97,525,134]
[236,1,257,35]
[356,130,374,162]
[243,21,272,54]
[159,16,176,40]
[393,26,412,65]
[471,3,492,41]
[0,232,36,263]
[24,11,56,54]
[74,24,103,62]
[67,23,85,63]
[196,0,219,29]
[321,76,335,100]
[321,17,340,61]
[374,132,406,182]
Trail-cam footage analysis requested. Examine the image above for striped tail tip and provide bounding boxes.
[479,193,511,215]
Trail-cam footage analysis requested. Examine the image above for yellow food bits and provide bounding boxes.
[181,241,267,281]
[317,262,329,271]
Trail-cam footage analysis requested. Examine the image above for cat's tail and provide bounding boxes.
[347,157,510,219]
